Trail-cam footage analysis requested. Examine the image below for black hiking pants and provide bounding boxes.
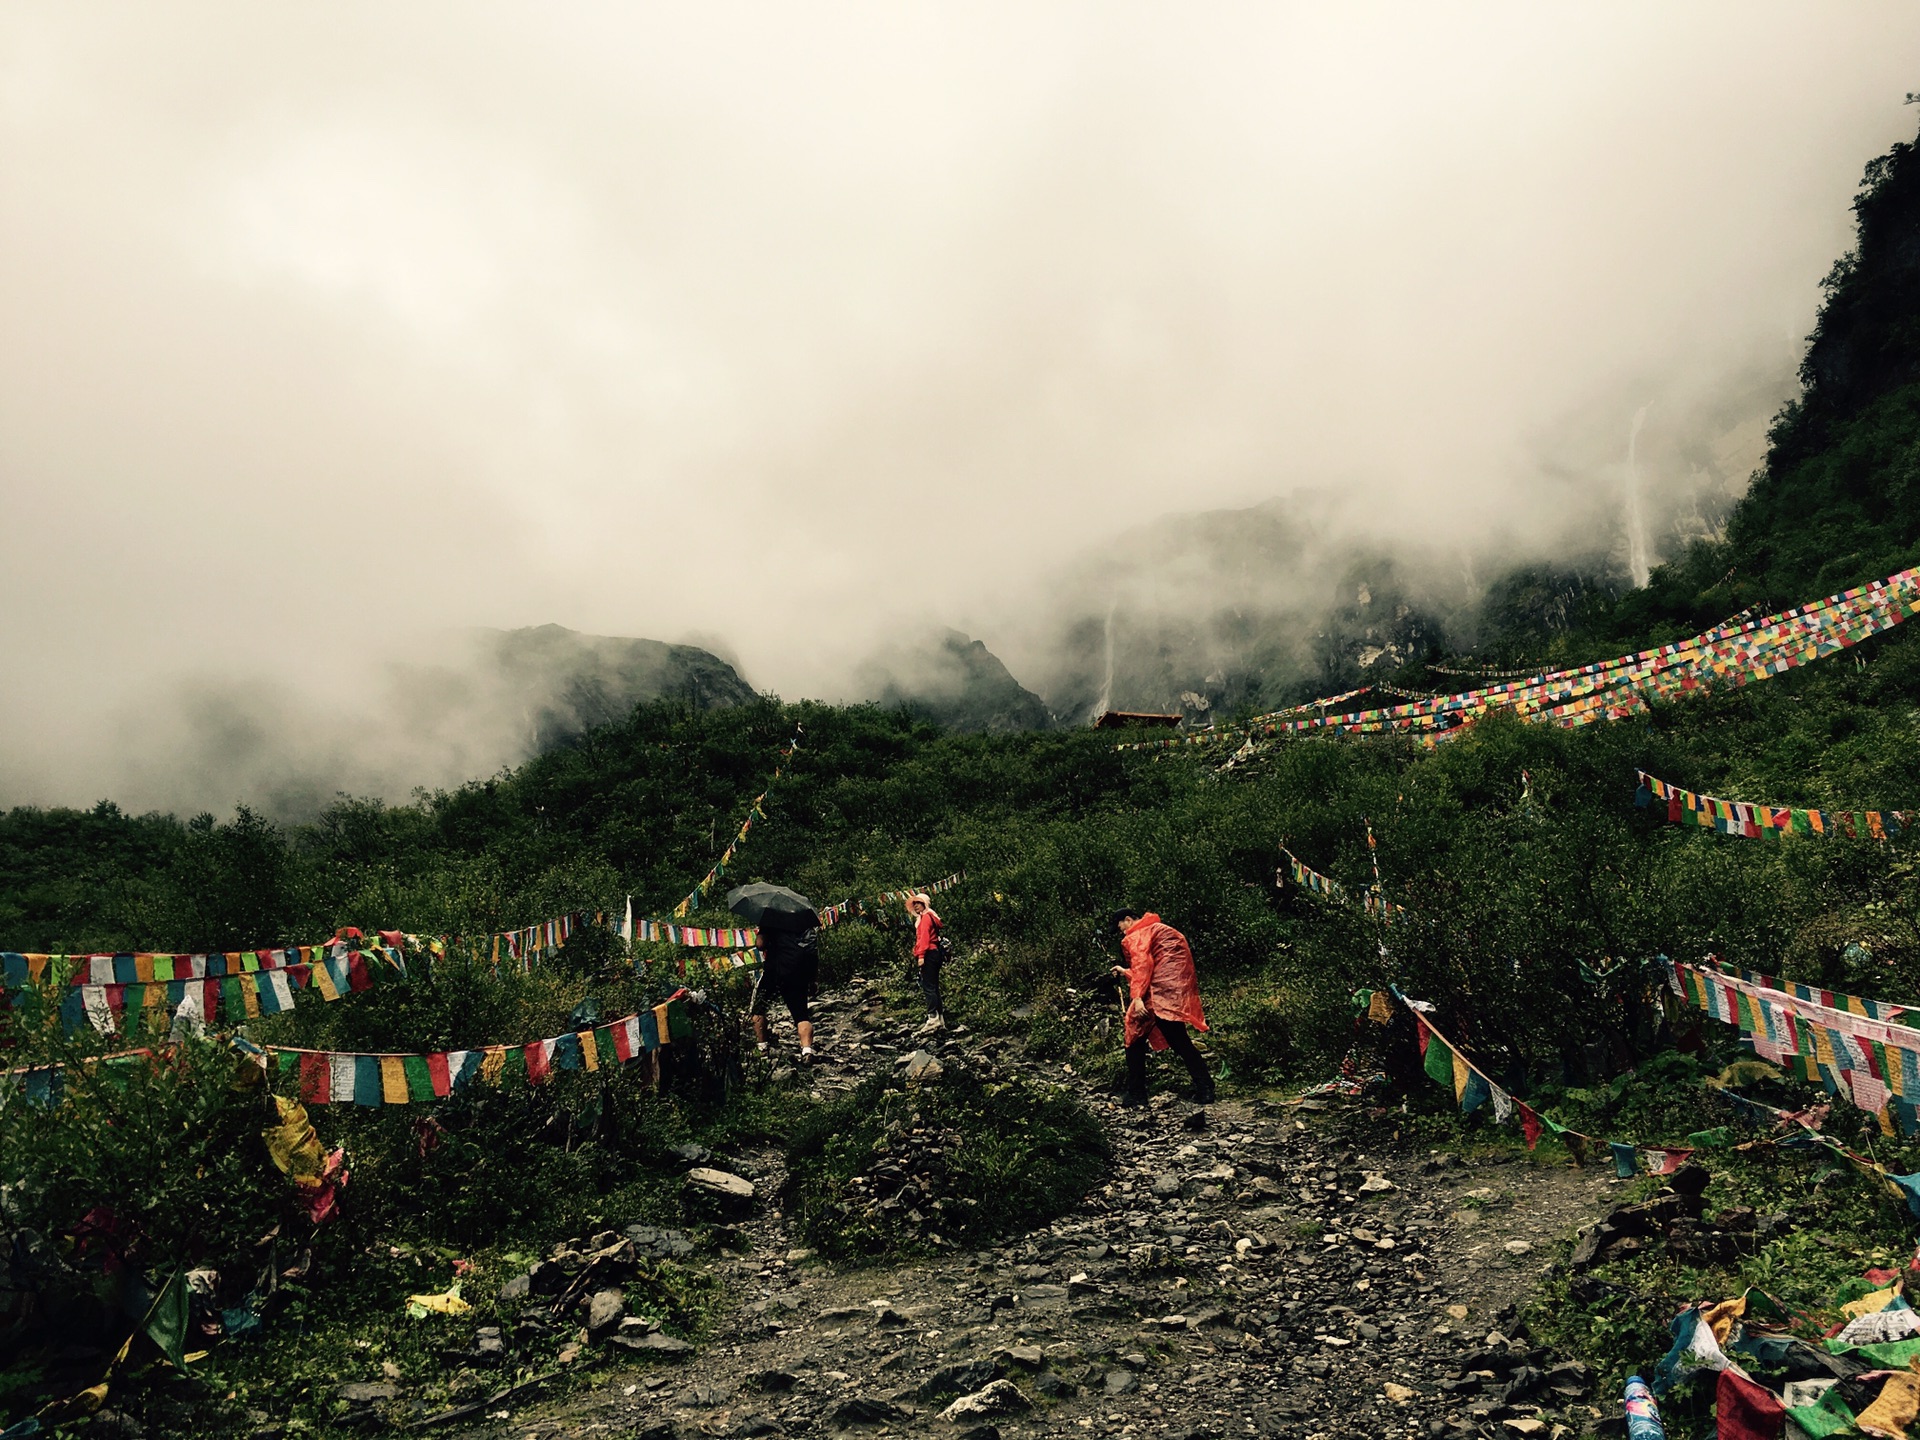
[1125,1015,1212,1102]
[916,953,944,1018]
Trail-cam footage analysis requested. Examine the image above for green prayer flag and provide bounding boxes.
[1788,1384,1857,1438]
[1422,1030,1454,1087]
[138,1270,191,1370]
[403,1055,434,1103]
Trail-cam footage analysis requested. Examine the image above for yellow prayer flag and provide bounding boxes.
[380,1056,408,1104]
[1842,1284,1900,1320]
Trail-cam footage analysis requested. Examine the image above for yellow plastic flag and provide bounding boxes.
[261,1095,326,1183]
[406,1283,472,1318]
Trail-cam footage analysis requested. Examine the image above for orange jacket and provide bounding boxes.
[1120,913,1208,1049]
[913,910,943,959]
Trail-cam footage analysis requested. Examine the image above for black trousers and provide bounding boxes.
[1125,1015,1211,1100]
[916,953,944,1017]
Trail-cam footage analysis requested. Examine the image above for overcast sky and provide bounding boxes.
[5,4,1920,806]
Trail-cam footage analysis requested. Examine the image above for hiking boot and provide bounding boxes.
[1119,1093,1148,1110]
[1193,1080,1217,1105]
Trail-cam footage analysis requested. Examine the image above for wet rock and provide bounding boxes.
[527,1260,569,1296]
[830,1394,905,1426]
[685,1167,757,1209]
[608,1331,693,1356]
[587,1287,626,1332]
[939,1379,1030,1420]
[1015,1284,1068,1311]
[920,1360,1003,1401]
[1568,1225,1613,1271]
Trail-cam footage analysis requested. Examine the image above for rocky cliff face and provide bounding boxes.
[480,625,758,751]
[857,629,1053,733]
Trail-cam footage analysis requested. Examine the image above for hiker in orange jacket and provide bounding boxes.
[1110,906,1215,1108]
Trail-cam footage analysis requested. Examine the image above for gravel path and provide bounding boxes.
[455,982,1623,1440]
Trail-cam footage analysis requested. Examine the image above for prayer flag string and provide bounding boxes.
[1635,772,1908,841]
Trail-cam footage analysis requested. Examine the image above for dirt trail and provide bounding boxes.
[454,983,1623,1440]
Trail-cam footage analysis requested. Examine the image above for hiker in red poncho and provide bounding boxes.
[1110,907,1214,1108]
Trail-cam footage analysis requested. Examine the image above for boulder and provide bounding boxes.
[497,1272,531,1303]
[939,1379,1031,1420]
[684,1168,757,1216]
[903,1051,945,1084]
[587,1287,627,1332]
[918,1359,1002,1401]
[830,1394,905,1426]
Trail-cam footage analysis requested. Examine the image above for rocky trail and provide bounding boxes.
[445,982,1625,1440]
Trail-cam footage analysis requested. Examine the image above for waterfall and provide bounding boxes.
[1093,601,1117,717]
[1626,405,1652,588]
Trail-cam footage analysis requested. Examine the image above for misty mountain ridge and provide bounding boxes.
[856,629,1052,733]
[97,626,755,820]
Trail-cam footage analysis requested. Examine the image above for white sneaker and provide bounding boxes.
[756,1042,769,1055]
[799,1047,815,1064]
[916,1016,946,1035]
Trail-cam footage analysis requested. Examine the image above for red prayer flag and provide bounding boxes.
[1714,1369,1784,1440]
[299,1053,329,1105]
[427,1052,451,1098]
[1415,1015,1433,1056]
[1517,1101,1543,1150]
[346,953,372,992]
[525,1040,552,1085]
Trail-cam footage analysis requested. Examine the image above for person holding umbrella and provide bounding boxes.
[1110,905,1214,1107]
[727,884,822,1063]
[907,892,947,1035]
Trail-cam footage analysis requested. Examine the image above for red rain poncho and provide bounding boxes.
[1120,913,1209,1049]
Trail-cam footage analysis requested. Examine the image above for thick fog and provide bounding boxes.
[4,4,1920,812]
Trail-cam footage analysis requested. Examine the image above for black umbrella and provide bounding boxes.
[725,883,819,930]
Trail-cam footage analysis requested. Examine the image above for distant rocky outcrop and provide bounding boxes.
[857,629,1053,733]
[478,625,757,750]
